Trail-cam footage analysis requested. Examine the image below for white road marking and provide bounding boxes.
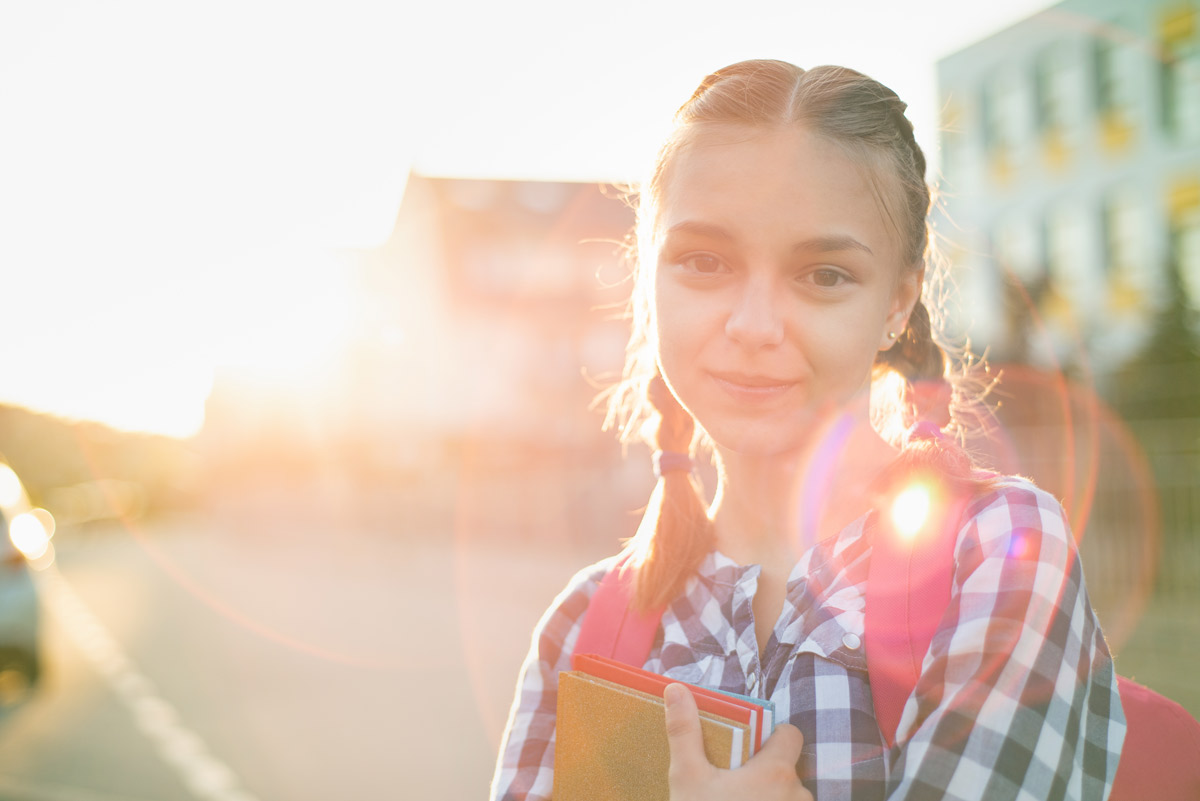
[36,567,261,801]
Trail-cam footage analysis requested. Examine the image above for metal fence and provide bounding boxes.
[990,414,1200,642]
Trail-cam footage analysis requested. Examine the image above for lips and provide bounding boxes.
[709,371,798,400]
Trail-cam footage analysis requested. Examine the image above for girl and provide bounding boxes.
[491,59,1124,800]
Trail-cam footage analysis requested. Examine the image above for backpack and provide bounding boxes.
[573,499,1200,799]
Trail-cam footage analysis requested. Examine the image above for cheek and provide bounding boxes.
[652,280,698,354]
[804,312,886,383]
[653,306,692,378]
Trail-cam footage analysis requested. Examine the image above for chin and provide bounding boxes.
[699,401,865,459]
[701,419,812,458]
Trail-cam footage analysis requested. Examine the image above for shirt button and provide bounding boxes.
[842,633,862,650]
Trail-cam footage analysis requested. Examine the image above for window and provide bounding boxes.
[1046,202,1094,290]
[993,215,1044,285]
[1170,177,1200,311]
[981,71,1030,181]
[1160,4,1200,142]
[1042,200,1101,327]
[1101,187,1152,314]
[1035,46,1085,169]
[1093,26,1139,152]
[1102,188,1148,279]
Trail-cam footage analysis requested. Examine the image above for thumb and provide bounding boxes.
[756,722,805,764]
[663,683,708,777]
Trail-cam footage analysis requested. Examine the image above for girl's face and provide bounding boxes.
[652,124,920,456]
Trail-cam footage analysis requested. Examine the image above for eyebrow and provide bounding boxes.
[663,221,874,256]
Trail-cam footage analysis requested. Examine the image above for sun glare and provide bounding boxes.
[0,3,406,440]
[0,465,24,509]
[210,247,358,381]
[891,484,932,540]
[9,511,50,560]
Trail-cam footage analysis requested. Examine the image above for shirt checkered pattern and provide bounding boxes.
[490,476,1125,800]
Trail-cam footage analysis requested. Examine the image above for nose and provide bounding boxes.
[725,276,785,348]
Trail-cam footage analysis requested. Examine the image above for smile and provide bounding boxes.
[710,372,798,401]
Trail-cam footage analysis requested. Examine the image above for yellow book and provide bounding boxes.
[552,670,751,801]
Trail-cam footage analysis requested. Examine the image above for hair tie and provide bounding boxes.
[653,450,693,478]
[905,420,945,445]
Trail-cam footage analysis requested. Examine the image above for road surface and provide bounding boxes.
[0,503,607,800]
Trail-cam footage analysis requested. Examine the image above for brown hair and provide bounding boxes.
[604,59,986,611]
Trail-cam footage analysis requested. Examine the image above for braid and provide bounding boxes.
[648,375,693,453]
[625,376,712,612]
[877,300,945,384]
[873,301,994,493]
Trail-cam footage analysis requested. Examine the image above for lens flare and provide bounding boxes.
[891,484,931,540]
[10,512,50,560]
[0,465,23,509]
[30,508,55,539]
[968,364,1160,650]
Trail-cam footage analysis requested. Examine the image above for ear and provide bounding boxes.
[879,266,924,351]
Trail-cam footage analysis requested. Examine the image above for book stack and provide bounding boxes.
[553,653,774,801]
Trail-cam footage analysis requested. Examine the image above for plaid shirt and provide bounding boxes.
[491,476,1125,800]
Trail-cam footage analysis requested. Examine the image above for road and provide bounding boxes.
[3,489,1194,801]
[0,501,609,801]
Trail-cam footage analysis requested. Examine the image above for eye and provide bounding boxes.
[808,267,849,288]
[680,253,727,274]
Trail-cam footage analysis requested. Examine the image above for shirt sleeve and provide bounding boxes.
[489,558,611,801]
[887,478,1126,800]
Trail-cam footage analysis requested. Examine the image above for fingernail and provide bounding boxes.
[664,684,684,710]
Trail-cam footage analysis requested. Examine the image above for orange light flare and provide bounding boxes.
[970,365,1160,651]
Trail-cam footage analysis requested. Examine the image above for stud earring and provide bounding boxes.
[887,331,897,340]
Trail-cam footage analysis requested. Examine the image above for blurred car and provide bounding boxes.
[0,461,54,708]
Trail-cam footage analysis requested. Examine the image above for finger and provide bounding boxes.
[663,683,708,777]
[756,722,805,763]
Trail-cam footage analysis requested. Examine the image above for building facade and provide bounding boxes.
[935,0,1200,604]
[936,0,1200,380]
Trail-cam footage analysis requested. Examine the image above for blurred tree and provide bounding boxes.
[1108,254,1200,597]
[0,405,197,517]
[1110,256,1200,421]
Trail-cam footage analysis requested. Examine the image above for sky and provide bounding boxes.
[0,0,1055,437]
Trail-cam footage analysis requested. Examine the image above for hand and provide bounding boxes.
[663,683,813,801]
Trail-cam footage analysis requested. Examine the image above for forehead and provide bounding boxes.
[656,124,899,258]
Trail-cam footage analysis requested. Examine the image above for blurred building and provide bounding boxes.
[203,174,652,542]
[352,175,635,465]
[936,0,1200,379]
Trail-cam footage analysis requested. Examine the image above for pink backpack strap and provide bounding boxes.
[865,492,967,749]
[574,555,664,667]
